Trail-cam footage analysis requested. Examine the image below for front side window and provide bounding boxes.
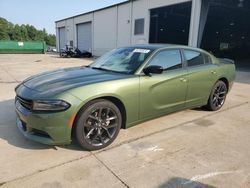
[148,50,182,71]
[184,50,204,67]
[90,47,153,74]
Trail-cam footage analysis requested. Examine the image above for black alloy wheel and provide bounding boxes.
[206,80,228,111]
[75,99,122,150]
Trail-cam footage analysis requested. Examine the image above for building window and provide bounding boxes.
[134,18,145,35]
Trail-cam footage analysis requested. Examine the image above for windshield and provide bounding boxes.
[89,47,153,74]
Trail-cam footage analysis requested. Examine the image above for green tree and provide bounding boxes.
[26,25,37,40]
[45,34,56,46]
[20,24,28,41]
[11,25,23,40]
[0,17,56,46]
[0,17,10,40]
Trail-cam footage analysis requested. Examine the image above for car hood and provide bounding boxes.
[22,66,131,95]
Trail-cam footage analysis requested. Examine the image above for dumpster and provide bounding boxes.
[0,41,46,54]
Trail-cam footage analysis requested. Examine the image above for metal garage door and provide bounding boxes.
[77,22,92,52]
[59,27,66,50]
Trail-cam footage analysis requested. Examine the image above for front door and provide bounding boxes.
[139,49,188,119]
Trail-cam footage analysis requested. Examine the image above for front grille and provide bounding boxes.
[16,96,33,111]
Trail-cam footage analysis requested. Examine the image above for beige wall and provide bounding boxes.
[56,0,194,55]
[117,3,132,48]
[93,7,118,56]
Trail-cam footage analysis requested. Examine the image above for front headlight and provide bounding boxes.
[32,100,70,112]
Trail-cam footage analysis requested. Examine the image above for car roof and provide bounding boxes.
[123,44,210,54]
[124,44,172,50]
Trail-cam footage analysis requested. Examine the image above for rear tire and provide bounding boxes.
[75,99,122,150]
[206,80,228,111]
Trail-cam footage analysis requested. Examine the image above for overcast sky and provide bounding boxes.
[0,0,127,34]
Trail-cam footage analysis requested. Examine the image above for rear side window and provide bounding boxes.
[148,50,182,71]
[184,50,204,67]
[203,53,212,64]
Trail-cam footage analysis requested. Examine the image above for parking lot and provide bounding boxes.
[0,54,250,188]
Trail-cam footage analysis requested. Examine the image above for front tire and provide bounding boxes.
[75,99,122,150]
[206,80,228,111]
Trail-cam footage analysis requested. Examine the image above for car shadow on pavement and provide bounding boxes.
[159,177,216,188]
[0,99,56,150]
[0,99,84,151]
[191,106,209,111]
[60,139,85,151]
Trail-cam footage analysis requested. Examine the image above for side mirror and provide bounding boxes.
[143,65,163,76]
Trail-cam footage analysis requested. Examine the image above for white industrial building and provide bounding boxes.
[55,0,250,62]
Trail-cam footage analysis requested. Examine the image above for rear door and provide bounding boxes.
[139,49,188,119]
[183,49,218,107]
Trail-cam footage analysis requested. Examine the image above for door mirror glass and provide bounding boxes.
[143,65,163,75]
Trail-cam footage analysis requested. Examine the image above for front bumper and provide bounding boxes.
[14,85,83,145]
[15,104,72,145]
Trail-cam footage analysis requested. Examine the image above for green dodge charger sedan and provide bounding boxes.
[15,44,235,150]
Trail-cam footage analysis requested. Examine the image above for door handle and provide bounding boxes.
[211,70,217,74]
[180,78,187,82]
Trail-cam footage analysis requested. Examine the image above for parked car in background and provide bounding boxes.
[60,45,92,58]
[15,44,235,150]
[47,46,57,53]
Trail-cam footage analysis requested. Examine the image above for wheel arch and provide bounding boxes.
[218,77,229,90]
[99,96,127,129]
[205,77,229,107]
[71,96,127,139]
